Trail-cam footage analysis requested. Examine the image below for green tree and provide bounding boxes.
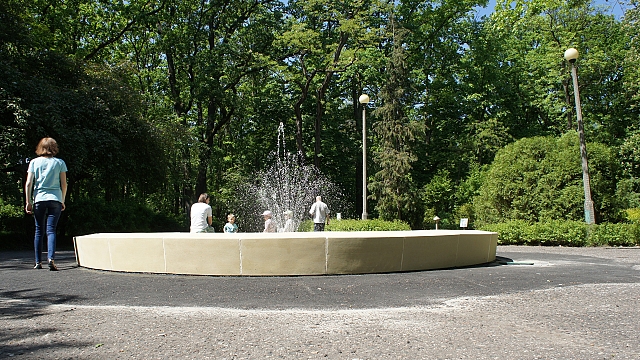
[490,0,632,143]
[421,170,456,227]
[121,0,284,214]
[0,1,172,237]
[369,18,424,226]
[620,2,640,136]
[399,0,487,185]
[276,0,386,167]
[617,130,640,208]
[458,18,516,165]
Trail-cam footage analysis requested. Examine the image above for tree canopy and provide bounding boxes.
[1,0,638,236]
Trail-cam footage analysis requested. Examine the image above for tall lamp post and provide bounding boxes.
[359,94,370,220]
[564,47,596,224]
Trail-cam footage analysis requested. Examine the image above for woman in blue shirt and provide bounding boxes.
[25,137,67,271]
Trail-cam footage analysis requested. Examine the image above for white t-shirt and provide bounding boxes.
[190,202,212,233]
[309,201,329,223]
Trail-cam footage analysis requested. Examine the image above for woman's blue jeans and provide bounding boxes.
[33,200,62,263]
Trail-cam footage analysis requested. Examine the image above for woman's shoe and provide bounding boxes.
[34,263,42,269]
[48,260,58,271]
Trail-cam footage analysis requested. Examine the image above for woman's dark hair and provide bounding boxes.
[198,193,210,203]
[35,137,59,156]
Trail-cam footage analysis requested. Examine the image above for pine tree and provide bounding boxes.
[369,16,424,225]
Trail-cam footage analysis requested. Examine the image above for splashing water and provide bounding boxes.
[234,123,349,232]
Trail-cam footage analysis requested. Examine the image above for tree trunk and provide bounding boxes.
[313,32,349,169]
[293,64,317,161]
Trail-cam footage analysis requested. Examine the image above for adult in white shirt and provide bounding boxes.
[190,193,214,233]
[309,196,330,232]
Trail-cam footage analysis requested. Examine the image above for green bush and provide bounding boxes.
[481,220,640,247]
[484,220,588,246]
[299,218,411,232]
[0,200,26,233]
[480,220,531,245]
[65,199,185,236]
[474,132,621,224]
[0,199,32,250]
[528,221,587,246]
[623,208,640,223]
[587,223,639,247]
[0,200,33,250]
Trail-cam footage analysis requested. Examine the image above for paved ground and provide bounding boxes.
[1,245,639,359]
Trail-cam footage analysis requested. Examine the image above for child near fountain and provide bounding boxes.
[282,210,295,232]
[224,213,238,233]
[262,210,277,233]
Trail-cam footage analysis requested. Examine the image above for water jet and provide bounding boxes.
[73,123,497,275]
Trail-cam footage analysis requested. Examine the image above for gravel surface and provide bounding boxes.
[2,246,640,359]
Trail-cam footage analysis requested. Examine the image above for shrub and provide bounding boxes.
[65,199,184,236]
[587,223,639,247]
[474,133,621,224]
[0,200,26,233]
[0,199,32,250]
[299,219,411,232]
[527,221,587,247]
[480,220,531,245]
[623,208,640,223]
[481,220,640,247]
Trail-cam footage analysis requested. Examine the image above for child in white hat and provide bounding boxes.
[262,210,276,233]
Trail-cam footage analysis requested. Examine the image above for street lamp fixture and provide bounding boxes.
[359,94,370,220]
[564,47,596,224]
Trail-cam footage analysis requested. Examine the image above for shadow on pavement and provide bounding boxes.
[0,251,78,271]
[457,255,516,269]
[0,326,94,358]
[0,288,92,357]
[0,288,85,317]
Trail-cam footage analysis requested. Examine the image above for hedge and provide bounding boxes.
[299,219,411,232]
[588,223,639,247]
[64,199,185,236]
[480,220,640,247]
[0,200,28,233]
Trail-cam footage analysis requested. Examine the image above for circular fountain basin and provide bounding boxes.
[73,230,498,276]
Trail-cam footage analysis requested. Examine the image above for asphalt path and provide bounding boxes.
[2,245,640,359]
[2,246,639,310]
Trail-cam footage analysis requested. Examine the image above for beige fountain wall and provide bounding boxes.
[74,230,498,276]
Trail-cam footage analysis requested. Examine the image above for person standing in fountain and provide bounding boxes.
[25,137,67,271]
[224,213,238,233]
[309,196,330,232]
[282,210,295,232]
[262,210,276,233]
[190,193,214,233]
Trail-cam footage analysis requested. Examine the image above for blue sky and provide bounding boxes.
[474,0,628,19]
